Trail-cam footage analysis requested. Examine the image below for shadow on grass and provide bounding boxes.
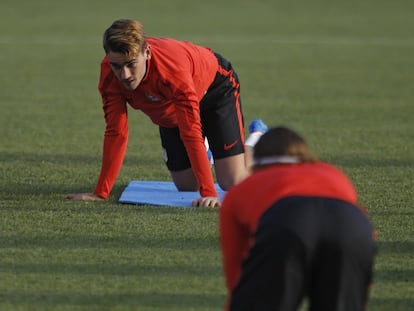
[376,241,414,255]
[0,291,225,308]
[0,150,167,202]
[0,234,218,250]
[0,262,221,277]
[372,241,414,283]
[0,183,127,201]
[368,298,414,311]
[326,155,413,169]
[0,150,153,167]
[0,151,101,165]
[0,174,149,206]
[4,151,412,168]
[374,268,414,283]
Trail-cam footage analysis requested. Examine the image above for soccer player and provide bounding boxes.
[220,126,377,310]
[66,19,267,207]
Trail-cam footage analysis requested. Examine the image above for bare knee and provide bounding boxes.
[217,179,233,191]
[170,168,199,191]
[174,180,198,191]
[217,171,248,190]
[215,154,250,190]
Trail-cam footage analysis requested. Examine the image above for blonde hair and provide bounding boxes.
[253,126,317,169]
[103,19,147,56]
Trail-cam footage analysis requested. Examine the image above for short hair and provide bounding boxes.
[253,126,317,168]
[103,19,147,56]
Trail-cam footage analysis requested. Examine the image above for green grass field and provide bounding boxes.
[1,0,413,310]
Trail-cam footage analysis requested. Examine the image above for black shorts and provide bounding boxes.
[160,53,245,171]
[230,196,377,311]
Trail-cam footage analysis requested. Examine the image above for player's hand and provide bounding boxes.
[65,193,104,201]
[192,196,220,208]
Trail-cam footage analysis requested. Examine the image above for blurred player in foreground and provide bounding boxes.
[220,126,377,310]
[66,19,267,207]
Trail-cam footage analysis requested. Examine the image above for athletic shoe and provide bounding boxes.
[245,119,268,147]
[207,148,214,165]
[248,119,268,134]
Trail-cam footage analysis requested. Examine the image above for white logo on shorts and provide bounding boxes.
[162,147,168,163]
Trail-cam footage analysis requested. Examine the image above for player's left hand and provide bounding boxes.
[65,192,104,201]
[192,196,221,208]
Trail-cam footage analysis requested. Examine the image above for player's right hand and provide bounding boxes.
[65,193,104,201]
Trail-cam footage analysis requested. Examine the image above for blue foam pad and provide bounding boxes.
[118,180,226,207]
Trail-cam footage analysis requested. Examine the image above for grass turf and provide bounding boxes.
[0,0,413,310]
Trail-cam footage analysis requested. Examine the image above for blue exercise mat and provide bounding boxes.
[119,180,226,207]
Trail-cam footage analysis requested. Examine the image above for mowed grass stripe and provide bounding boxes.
[1,35,414,47]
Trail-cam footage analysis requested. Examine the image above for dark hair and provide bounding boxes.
[253,126,317,168]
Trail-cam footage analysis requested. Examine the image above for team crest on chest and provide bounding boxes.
[145,92,162,101]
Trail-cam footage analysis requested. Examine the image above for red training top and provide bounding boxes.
[219,162,358,296]
[94,37,219,199]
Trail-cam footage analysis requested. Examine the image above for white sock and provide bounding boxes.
[245,132,264,147]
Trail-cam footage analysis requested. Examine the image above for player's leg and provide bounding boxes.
[201,101,249,190]
[159,126,198,191]
[230,221,306,310]
[204,118,267,190]
[245,118,268,168]
[201,53,267,189]
[214,154,247,190]
[308,201,377,311]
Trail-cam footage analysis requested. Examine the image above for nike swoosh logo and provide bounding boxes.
[224,140,239,150]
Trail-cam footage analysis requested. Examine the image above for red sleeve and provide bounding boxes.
[93,61,129,199]
[170,71,217,198]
